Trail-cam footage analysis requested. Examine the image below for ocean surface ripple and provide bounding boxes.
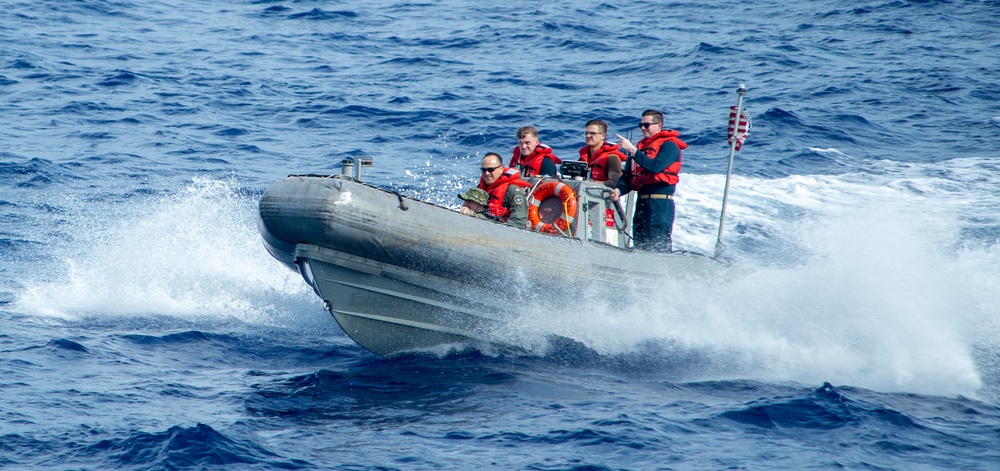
[2,0,1000,469]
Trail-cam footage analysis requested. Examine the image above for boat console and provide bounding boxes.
[522,161,634,248]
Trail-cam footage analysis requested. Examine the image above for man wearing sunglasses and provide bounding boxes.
[475,152,530,228]
[508,125,561,178]
[613,110,688,253]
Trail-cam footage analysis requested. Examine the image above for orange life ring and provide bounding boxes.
[527,181,578,235]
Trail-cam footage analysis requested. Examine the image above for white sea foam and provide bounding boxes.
[13,176,319,326]
[529,157,1000,396]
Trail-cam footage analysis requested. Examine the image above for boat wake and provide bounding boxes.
[11,161,1000,398]
[515,159,1000,398]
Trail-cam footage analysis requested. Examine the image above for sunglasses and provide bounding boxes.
[584,131,604,137]
[480,166,501,173]
[639,122,660,129]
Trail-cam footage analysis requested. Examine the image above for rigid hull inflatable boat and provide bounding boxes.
[258,88,752,356]
[258,170,726,356]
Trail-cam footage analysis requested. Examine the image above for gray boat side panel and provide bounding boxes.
[297,244,384,276]
[332,308,478,337]
[307,257,502,325]
[260,176,544,284]
[295,243,501,310]
[258,174,731,355]
[260,176,723,286]
[306,255,507,355]
[330,310,474,356]
[264,174,730,306]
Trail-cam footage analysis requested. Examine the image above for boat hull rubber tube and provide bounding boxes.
[258,175,727,355]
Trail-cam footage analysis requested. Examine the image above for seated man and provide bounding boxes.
[477,152,530,228]
[508,125,561,177]
[457,188,489,219]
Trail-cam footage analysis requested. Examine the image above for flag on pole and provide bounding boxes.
[727,106,751,151]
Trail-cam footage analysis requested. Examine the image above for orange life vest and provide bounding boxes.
[478,168,530,221]
[631,130,687,188]
[508,144,562,177]
[578,142,626,182]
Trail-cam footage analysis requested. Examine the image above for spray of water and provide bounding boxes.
[516,158,1000,397]
[14,176,318,326]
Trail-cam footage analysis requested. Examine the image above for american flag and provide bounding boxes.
[727,106,751,151]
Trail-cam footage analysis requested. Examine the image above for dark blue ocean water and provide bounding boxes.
[3,0,1000,469]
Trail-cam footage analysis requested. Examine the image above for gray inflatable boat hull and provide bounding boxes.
[258,174,724,355]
